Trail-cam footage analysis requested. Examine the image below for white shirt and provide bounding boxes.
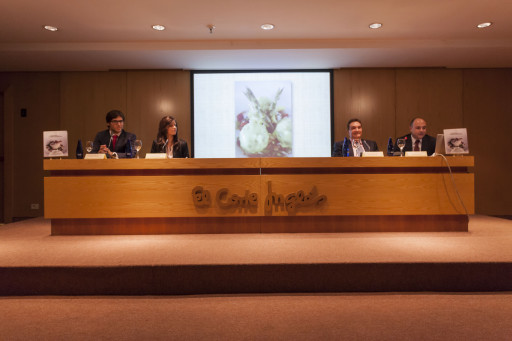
[109,130,121,138]
[351,139,365,157]
[166,144,174,158]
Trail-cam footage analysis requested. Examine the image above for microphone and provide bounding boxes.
[363,140,371,151]
[107,133,113,150]
[162,139,168,151]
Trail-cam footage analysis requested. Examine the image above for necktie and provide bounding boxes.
[112,135,118,150]
[414,139,420,151]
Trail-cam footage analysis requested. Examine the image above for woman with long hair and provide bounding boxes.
[150,115,189,158]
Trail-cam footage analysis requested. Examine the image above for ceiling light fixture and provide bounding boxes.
[260,23,275,30]
[43,25,58,32]
[369,23,382,29]
[152,25,165,31]
[477,22,492,28]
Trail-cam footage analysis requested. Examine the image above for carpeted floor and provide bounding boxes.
[1,215,511,339]
[1,215,512,267]
[1,293,511,340]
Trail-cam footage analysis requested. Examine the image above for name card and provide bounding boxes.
[405,151,428,157]
[362,151,384,157]
[145,153,167,159]
[84,154,106,159]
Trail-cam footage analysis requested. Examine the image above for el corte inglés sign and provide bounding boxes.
[192,181,326,215]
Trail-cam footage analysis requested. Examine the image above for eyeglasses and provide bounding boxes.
[111,120,124,124]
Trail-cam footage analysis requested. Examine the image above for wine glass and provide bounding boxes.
[352,139,362,157]
[134,140,142,159]
[396,138,406,157]
[85,141,93,153]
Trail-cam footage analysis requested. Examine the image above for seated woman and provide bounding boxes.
[150,115,189,158]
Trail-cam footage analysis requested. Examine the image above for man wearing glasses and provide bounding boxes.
[92,110,137,158]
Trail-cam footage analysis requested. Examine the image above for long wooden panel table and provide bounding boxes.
[44,156,474,235]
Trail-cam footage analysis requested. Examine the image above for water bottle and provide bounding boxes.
[387,137,394,156]
[76,139,84,159]
[125,140,133,158]
[342,137,350,157]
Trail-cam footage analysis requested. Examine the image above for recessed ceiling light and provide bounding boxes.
[43,25,58,32]
[477,22,492,28]
[261,23,275,30]
[369,23,382,29]
[152,25,165,31]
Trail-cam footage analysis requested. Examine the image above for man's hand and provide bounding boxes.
[98,144,113,157]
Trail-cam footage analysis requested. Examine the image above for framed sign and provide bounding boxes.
[444,128,469,155]
[43,131,68,157]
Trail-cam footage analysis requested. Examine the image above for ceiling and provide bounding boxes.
[1,0,511,72]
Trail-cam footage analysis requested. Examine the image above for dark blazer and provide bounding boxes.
[92,129,136,158]
[393,134,436,156]
[332,139,379,157]
[150,139,189,158]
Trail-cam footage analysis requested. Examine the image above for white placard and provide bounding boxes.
[43,131,68,157]
[405,151,428,157]
[145,153,167,159]
[362,151,384,157]
[84,154,106,159]
[444,128,469,154]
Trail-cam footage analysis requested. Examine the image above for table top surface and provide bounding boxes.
[44,156,474,171]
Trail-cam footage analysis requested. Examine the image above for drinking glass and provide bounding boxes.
[134,140,142,159]
[396,138,406,157]
[85,141,93,153]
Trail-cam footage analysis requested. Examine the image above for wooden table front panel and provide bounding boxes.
[45,173,474,219]
[261,173,474,216]
[44,175,262,218]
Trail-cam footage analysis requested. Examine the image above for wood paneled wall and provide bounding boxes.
[333,69,465,150]
[0,93,4,222]
[463,69,512,214]
[59,71,190,160]
[1,68,512,219]
[126,71,191,154]
[334,69,396,150]
[332,68,512,216]
[1,73,60,221]
[60,71,127,151]
[395,69,463,137]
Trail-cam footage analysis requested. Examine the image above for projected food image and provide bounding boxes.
[235,81,292,157]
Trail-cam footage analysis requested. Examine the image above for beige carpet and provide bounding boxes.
[1,293,511,340]
[1,216,512,339]
[1,215,512,267]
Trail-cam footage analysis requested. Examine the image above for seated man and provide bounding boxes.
[92,110,136,158]
[394,117,436,156]
[332,118,378,157]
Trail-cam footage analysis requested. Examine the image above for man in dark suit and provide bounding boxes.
[332,118,379,157]
[92,110,136,158]
[394,117,436,156]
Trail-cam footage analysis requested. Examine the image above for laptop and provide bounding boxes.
[433,134,445,156]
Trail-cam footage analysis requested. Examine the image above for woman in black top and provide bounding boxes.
[150,115,189,158]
